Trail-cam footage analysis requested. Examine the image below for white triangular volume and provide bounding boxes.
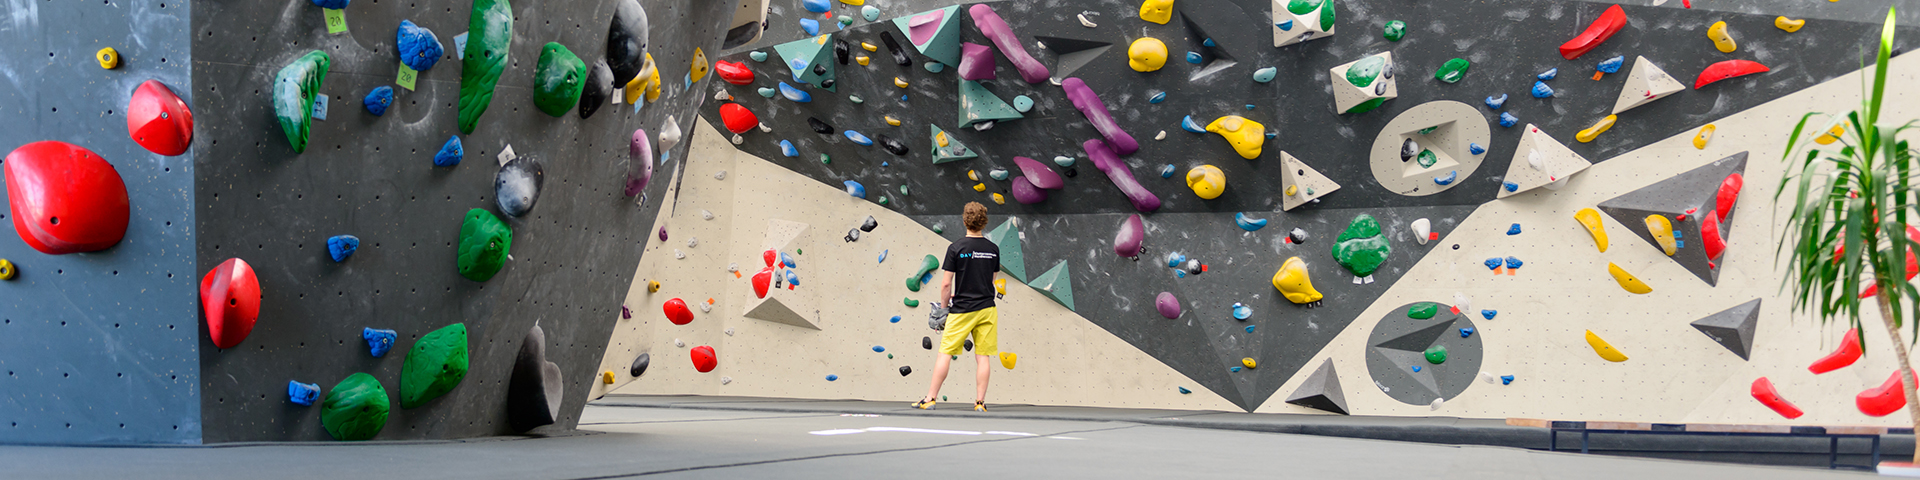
[1611,56,1685,114]
[1272,0,1335,47]
[762,219,810,252]
[1328,52,1395,114]
[1280,151,1341,210]
[1496,125,1592,199]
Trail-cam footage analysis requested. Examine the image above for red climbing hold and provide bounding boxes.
[1809,328,1863,374]
[1858,370,1909,417]
[200,258,262,349]
[690,345,717,373]
[752,267,773,298]
[763,249,777,267]
[1694,60,1770,89]
[713,60,754,86]
[1558,5,1626,60]
[663,298,694,325]
[1715,173,1743,220]
[719,103,758,135]
[1701,212,1726,260]
[1749,377,1804,419]
[4,141,130,255]
[127,80,194,156]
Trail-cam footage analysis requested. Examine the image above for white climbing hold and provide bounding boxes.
[702,209,714,220]
[687,238,698,248]
[659,119,684,151]
[1429,398,1445,411]
[713,89,731,101]
[1077,13,1097,28]
[725,328,735,336]
[1155,130,1167,140]
[674,338,685,347]
[674,249,685,259]
[1479,371,1500,384]
[727,263,739,273]
[757,123,772,133]
[720,376,732,385]
[730,134,744,145]
[1411,218,1431,245]
[698,302,711,313]
[715,170,727,180]
[1452,292,1471,315]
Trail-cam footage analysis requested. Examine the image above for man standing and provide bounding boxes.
[914,202,1001,412]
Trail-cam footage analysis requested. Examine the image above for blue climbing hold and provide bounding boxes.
[327,235,360,262]
[872,345,886,353]
[1160,164,1176,178]
[1499,112,1519,128]
[1501,375,1515,385]
[782,252,797,269]
[434,136,463,167]
[779,140,799,158]
[1503,181,1520,192]
[1484,258,1503,270]
[1411,365,1423,372]
[1504,256,1523,268]
[1231,303,1252,320]
[1166,252,1187,268]
[1507,223,1522,235]
[1485,94,1507,110]
[878,249,888,263]
[800,18,821,36]
[844,130,874,145]
[1245,104,1256,111]
[1149,91,1167,104]
[1530,81,1554,98]
[362,327,397,358]
[1176,270,1187,278]
[1185,52,1203,64]
[1275,20,1293,31]
[1468,142,1486,155]
[1235,212,1269,231]
[1180,115,1205,133]
[890,315,901,323]
[1246,325,1256,333]
[778,82,812,103]
[1433,170,1458,186]
[1481,309,1497,320]
[802,0,830,13]
[1178,386,1192,394]
[1460,328,1475,338]
[845,180,867,199]
[825,374,838,381]
[1230,366,1242,372]
[395,20,443,72]
[311,0,349,9]
[288,380,321,406]
[1597,55,1624,74]
[1203,38,1216,47]
[786,269,800,287]
[900,94,909,101]
[1537,68,1558,81]
[363,86,394,116]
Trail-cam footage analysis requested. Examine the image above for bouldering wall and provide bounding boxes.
[0,1,201,445]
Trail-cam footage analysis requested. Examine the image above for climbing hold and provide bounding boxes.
[990,193,1005,205]
[1242,358,1257,369]
[624,128,655,197]
[1332,214,1391,278]
[127,80,194,156]
[456,208,513,282]
[1576,115,1616,143]
[1691,124,1717,149]
[1596,55,1624,75]
[0,259,13,280]
[1128,38,1168,72]
[273,50,332,153]
[989,168,1010,181]
[1139,0,1174,24]
[663,298,694,325]
[1272,257,1324,304]
[1694,60,1769,89]
[844,130,873,146]
[1383,20,1406,41]
[1433,170,1457,186]
[1272,0,1334,47]
[1485,94,1508,110]
[1414,150,1437,168]
[1011,156,1063,190]
[289,380,321,406]
[321,373,389,441]
[749,50,768,62]
[1011,95,1035,113]
[1179,115,1206,134]
[578,60,612,119]
[1505,256,1523,269]
[1149,91,1168,104]
[1065,79,1142,156]
[1236,213,1268,232]
[1484,258,1503,270]
[200,258,262,349]
[1469,143,1485,155]
[459,0,515,132]
[1585,330,1629,362]
[399,323,469,409]
[1423,345,1448,364]
[714,60,753,85]
[969,5,1049,83]
[96,47,119,69]
[1205,116,1267,159]
[1159,164,1177,178]
[906,255,940,292]
[1331,52,1396,114]
[1499,113,1518,129]
[1706,21,1736,53]
[1178,386,1192,394]
[1530,81,1554,98]
[506,323,564,432]
[1083,140,1160,212]
[1538,68,1558,81]
[802,0,830,13]
[1000,352,1018,369]
[799,18,821,36]
[1559,5,1625,60]
[1433,58,1470,84]
[1810,328,1863,374]
[1185,165,1227,199]
[1605,262,1650,294]
[1775,16,1805,32]
[1859,371,1909,417]
[1408,303,1438,319]
[778,82,812,103]
[862,5,880,21]
[755,87,776,98]
[718,103,759,134]
[904,297,920,308]
[1184,51,1203,64]
[690,345,717,373]
[494,156,543,217]
[1737,377,1805,419]
[360,327,397,358]
[1644,214,1677,256]
[1460,328,1475,338]
[806,118,835,136]
[1481,310,1497,320]
[778,140,799,158]
[5,141,129,254]
[1574,208,1609,252]
[878,135,910,156]
[1288,228,1309,245]
[1230,303,1253,321]
[326,235,360,262]
[1411,218,1433,245]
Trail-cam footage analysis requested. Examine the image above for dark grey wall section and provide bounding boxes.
[189,0,727,442]
[0,1,200,445]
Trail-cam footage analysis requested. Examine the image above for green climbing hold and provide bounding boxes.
[1029,260,1075,311]
[1434,58,1469,84]
[985,219,1026,282]
[1331,214,1391,277]
[1424,344,1448,364]
[1344,55,1384,89]
[1407,302,1438,319]
[1345,97,1387,115]
[932,224,945,234]
[1383,20,1406,41]
[1418,126,1437,135]
[878,196,890,205]
[457,208,513,282]
[1416,149,1437,168]
[958,80,1022,128]
[400,323,470,409]
[849,95,864,104]
[532,42,587,117]
[907,254,940,291]
[459,0,513,134]
[899,185,910,195]
[272,50,331,154]
[321,372,390,441]
[904,297,920,308]
[820,154,831,164]
[1287,0,1334,28]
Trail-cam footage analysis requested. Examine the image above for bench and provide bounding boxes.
[1507,418,1912,470]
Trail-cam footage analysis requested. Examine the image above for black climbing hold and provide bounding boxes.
[578,59,613,119]
[877,134,909,156]
[1288,228,1309,245]
[819,79,835,89]
[899,366,912,376]
[1064,167,1077,178]
[507,323,564,432]
[807,117,835,135]
[922,336,933,350]
[813,64,827,76]
[495,155,544,217]
[1382,60,1393,79]
[1400,139,1419,162]
[860,216,878,232]
[629,353,650,377]
[844,228,861,242]
[1374,82,1388,96]
[964,338,973,352]
[834,38,850,65]
[880,31,911,66]
[606,0,649,85]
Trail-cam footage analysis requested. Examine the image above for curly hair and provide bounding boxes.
[963,202,988,232]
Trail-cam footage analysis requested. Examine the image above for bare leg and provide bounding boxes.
[975,354,992,403]
[924,353,952,402]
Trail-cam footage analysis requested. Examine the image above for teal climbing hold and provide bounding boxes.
[924,61,945,73]
[862,5,880,21]
[1029,260,1075,311]
[985,219,1026,282]
[1012,95,1034,112]
[958,80,1023,128]
[1253,67,1277,83]
[749,51,768,62]
[907,254,939,291]
[756,87,777,98]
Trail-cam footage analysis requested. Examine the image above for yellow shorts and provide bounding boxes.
[940,307,998,356]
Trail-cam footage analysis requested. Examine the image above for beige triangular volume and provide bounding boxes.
[1611,56,1685,114]
[762,219,809,252]
[1280,151,1341,210]
[1496,125,1592,199]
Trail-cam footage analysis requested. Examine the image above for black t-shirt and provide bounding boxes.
[942,236,1000,314]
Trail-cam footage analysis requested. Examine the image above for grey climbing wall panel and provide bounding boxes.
[1363,302,1484,406]
[188,0,729,441]
[0,1,200,445]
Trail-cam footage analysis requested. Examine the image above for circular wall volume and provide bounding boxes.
[1364,301,1483,406]
[1367,101,1490,196]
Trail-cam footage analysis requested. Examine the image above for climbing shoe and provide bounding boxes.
[974,401,987,412]
[912,398,936,410]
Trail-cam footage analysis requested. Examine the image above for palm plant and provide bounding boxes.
[1776,5,1918,461]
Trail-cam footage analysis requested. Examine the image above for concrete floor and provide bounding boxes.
[0,399,1879,479]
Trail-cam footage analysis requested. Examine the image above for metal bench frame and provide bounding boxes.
[1544,422,1881,470]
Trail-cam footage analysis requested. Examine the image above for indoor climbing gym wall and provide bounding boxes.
[600,0,1920,426]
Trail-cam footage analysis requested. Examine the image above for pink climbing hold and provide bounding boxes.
[625,128,653,197]
[1013,156,1063,190]
[1114,214,1146,258]
[957,42,996,81]
[1155,292,1181,319]
[1083,139,1160,213]
[905,9,945,45]
[968,4,1049,84]
[1010,176,1048,204]
[1064,79,1139,156]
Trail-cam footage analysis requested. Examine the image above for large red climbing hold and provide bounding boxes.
[751,267,772,298]
[1701,212,1726,260]
[1715,173,1743,220]
[1809,328,1862,374]
[690,345,717,373]
[663,298,694,325]
[1858,370,1909,417]
[719,103,758,135]
[1749,377,1804,419]
[200,258,262,349]
[1558,5,1626,60]
[713,60,754,86]
[763,249,777,267]
[126,80,194,156]
[4,141,130,255]
[1694,60,1770,89]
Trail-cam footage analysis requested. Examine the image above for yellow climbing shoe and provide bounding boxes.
[974,401,987,412]
[912,398,936,410]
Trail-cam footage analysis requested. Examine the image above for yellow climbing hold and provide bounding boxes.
[1139,0,1174,24]
[0,259,14,280]
[1000,352,1018,369]
[1574,208,1609,253]
[96,47,119,69]
[1775,16,1805,33]
[1185,165,1226,200]
[968,170,980,181]
[1693,124,1715,149]
[1575,115,1617,143]
[647,279,662,293]
[841,0,864,5]
[1645,214,1677,256]
[1128,37,1168,72]
[1205,115,1266,159]
[934,130,948,146]
[1285,185,1298,197]
[1272,256,1324,304]
[894,77,910,88]
[856,55,871,66]
[887,115,903,127]
[991,193,1006,204]
[1707,21,1737,53]
[1607,262,1652,294]
[861,42,878,52]
[973,183,987,192]
[625,53,663,104]
[1241,358,1258,369]
[994,278,1006,296]
[689,48,710,83]
[1814,123,1845,145]
[602,371,616,384]
[1585,330,1630,362]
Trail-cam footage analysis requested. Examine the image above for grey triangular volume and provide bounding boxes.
[1691,298,1761,361]
[1036,36,1113,83]
[742,296,820,330]
[1372,317,1455,353]
[1285,359,1349,415]
[1597,152,1749,287]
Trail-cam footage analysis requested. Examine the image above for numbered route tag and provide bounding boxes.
[396,65,418,91]
[497,144,516,166]
[311,94,329,121]
[324,9,347,35]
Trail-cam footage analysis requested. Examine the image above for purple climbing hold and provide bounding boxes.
[1115,214,1146,259]
[957,42,996,81]
[1064,78,1140,156]
[1013,156,1064,189]
[1010,177,1049,204]
[1083,139,1161,212]
[622,305,632,319]
[1155,292,1181,319]
[625,129,653,197]
[968,5,1049,84]
[658,227,668,241]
